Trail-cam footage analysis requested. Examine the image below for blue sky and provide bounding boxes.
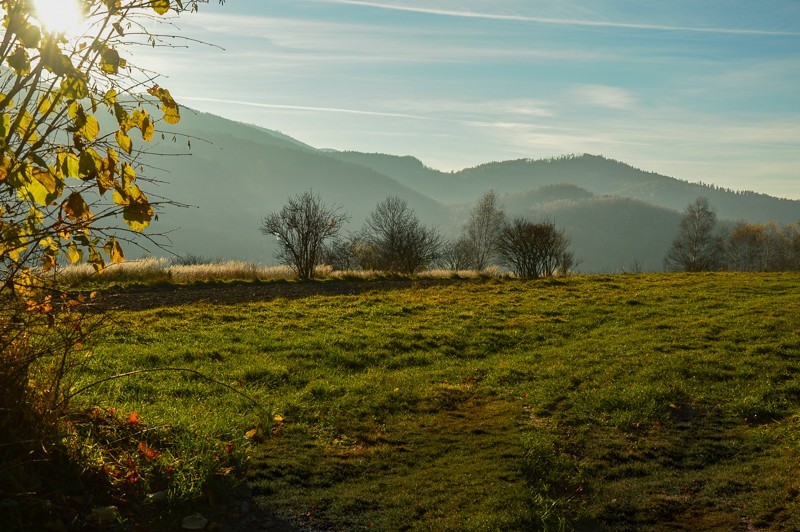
[141,0,800,199]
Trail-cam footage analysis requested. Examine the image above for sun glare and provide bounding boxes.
[32,0,85,35]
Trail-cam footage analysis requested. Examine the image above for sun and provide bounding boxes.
[31,0,85,35]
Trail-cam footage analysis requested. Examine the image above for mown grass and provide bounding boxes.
[72,272,800,529]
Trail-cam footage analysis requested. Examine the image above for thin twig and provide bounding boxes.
[65,368,265,414]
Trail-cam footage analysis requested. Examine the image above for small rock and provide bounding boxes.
[88,506,121,526]
[182,513,209,530]
[144,491,167,504]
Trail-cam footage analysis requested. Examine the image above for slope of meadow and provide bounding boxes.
[73,273,799,530]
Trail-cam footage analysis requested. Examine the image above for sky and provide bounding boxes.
[138,0,800,199]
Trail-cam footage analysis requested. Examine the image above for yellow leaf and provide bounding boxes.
[58,151,80,179]
[100,48,122,74]
[115,128,132,154]
[141,116,154,142]
[162,100,180,125]
[33,168,61,195]
[111,239,125,263]
[66,242,82,264]
[104,237,125,264]
[122,200,154,232]
[79,115,100,142]
[151,0,171,16]
[103,89,117,106]
[18,110,39,144]
[18,168,51,206]
[245,428,258,439]
[61,75,88,100]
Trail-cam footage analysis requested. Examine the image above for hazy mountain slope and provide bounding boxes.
[327,151,455,200]
[507,191,681,272]
[137,112,451,261]
[122,109,798,271]
[458,155,800,224]
[329,152,800,225]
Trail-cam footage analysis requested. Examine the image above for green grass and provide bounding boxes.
[74,272,800,529]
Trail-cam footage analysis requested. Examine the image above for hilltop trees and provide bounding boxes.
[665,197,800,272]
[261,191,348,280]
[665,197,723,272]
[721,221,800,271]
[496,218,574,277]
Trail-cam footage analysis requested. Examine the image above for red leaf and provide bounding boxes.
[138,441,160,461]
[127,412,141,424]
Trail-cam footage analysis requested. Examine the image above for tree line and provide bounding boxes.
[665,197,800,272]
[261,190,575,280]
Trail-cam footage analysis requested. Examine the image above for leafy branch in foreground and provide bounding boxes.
[0,0,225,499]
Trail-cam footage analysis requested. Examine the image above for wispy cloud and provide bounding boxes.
[571,85,637,110]
[180,96,432,120]
[315,0,800,36]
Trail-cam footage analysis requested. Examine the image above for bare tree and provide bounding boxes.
[321,233,362,271]
[665,197,723,272]
[261,191,348,280]
[361,196,442,274]
[496,218,573,278]
[439,236,475,270]
[462,190,506,270]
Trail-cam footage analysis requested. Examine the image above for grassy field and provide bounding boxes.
[71,272,799,530]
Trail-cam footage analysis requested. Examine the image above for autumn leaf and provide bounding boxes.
[63,192,92,221]
[138,441,161,462]
[151,0,171,16]
[115,128,132,154]
[110,239,124,263]
[127,412,141,425]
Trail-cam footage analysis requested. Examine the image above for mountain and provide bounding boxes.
[329,152,800,225]
[127,108,799,272]
[141,109,453,261]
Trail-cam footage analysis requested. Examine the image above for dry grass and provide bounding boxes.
[169,262,298,283]
[51,258,505,286]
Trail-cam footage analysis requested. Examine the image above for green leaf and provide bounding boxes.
[78,149,102,180]
[7,46,30,76]
[15,19,41,48]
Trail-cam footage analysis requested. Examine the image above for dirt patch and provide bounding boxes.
[94,277,484,311]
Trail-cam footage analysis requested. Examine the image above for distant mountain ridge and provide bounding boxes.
[329,151,800,224]
[134,108,799,272]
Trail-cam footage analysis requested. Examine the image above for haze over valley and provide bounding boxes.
[144,108,800,273]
